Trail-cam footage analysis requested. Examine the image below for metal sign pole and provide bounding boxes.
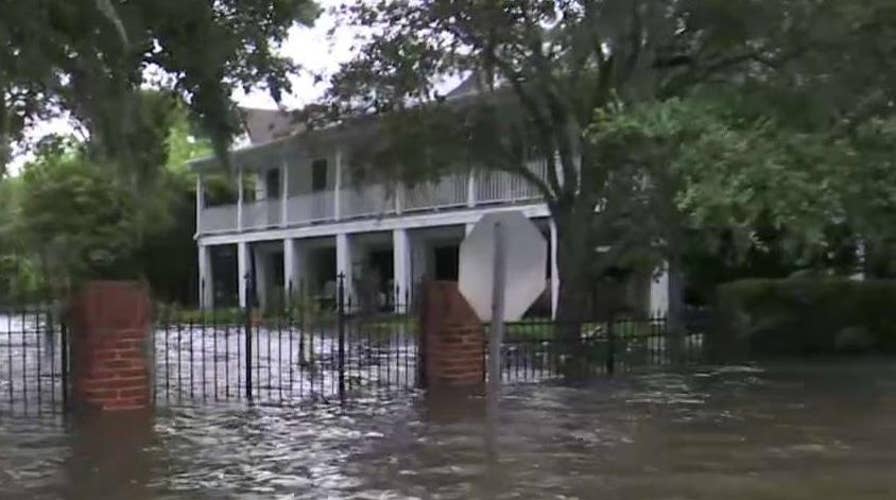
[489,221,507,394]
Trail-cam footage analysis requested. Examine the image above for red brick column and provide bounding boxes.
[420,281,485,387]
[69,281,152,412]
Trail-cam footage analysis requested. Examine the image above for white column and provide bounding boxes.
[281,161,289,226]
[284,238,305,303]
[392,229,412,306]
[236,168,244,231]
[649,263,670,317]
[198,244,213,309]
[253,247,269,311]
[336,232,353,302]
[466,171,476,207]
[237,241,249,307]
[196,175,205,234]
[550,220,560,319]
[465,223,475,236]
[394,182,403,214]
[334,150,343,221]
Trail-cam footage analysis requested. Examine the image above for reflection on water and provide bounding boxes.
[2,361,896,499]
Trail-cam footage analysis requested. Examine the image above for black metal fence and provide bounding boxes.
[0,304,68,416]
[152,275,419,405]
[1,277,706,414]
[491,316,704,383]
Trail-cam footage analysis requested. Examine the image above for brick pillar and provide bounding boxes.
[69,281,152,412]
[420,281,485,387]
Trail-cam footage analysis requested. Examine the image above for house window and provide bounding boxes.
[266,169,281,198]
[311,159,328,192]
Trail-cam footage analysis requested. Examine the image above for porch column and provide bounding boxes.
[236,168,244,231]
[550,220,560,319]
[198,244,213,309]
[196,174,205,234]
[334,150,343,221]
[281,160,289,227]
[284,238,304,303]
[466,171,476,208]
[336,232,354,303]
[237,241,249,308]
[465,223,474,236]
[649,263,670,317]
[393,228,412,308]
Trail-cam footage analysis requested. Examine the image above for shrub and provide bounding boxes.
[711,278,896,359]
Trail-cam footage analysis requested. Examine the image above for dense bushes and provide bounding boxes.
[710,278,896,359]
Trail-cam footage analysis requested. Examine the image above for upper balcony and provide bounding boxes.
[197,163,549,236]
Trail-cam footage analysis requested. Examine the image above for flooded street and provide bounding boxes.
[2,361,896,499]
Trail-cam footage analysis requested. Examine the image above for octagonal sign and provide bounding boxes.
[459,211,547,321]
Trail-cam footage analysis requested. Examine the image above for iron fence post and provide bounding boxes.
[244,276,253,401]
[337,273,346,402]
[61,320,69,412]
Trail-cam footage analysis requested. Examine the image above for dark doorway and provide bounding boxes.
[271,251,285,288]
[211,244,239,307]
[433,245,459,281]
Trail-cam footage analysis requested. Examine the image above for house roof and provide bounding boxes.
[188,77,492,173]
[239,107,304,145]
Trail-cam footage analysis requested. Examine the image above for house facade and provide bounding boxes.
[191,108,670,318]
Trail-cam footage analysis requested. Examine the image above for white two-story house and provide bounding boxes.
[191,89,669,317]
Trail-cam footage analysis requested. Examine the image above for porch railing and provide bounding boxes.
[403,174,469,212]
[199,204,238,234]
[198,165,550,234]
[286,190,335,225]
[341,184,397,219]
[241,199,281,230]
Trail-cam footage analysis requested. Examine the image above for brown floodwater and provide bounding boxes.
[2,361,896,499]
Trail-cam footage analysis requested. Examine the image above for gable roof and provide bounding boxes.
[238,107,305,145]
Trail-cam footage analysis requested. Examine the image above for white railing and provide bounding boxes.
[403,174,469,212]
[286,191,335,225]
[341,184,397,219]
[241,199,281,230]
[198,167,550,235]
[199,204,238,233]
[476,160,548,204]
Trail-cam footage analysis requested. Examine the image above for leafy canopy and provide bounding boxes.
[0,0,318,175]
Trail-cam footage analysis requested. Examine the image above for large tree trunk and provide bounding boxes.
[551,202,594,377]
[667,255,687,364]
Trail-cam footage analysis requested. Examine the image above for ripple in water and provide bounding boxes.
[2,362,896,499]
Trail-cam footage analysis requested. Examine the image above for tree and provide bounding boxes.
[17,139,140,290]
[588,92,896,304]
[323,0,896,328]
[0,0,318,176]
[4,96,215,303]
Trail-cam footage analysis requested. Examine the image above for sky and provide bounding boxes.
[10,0,354,173]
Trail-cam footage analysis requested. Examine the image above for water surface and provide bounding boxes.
[2,361,895,499]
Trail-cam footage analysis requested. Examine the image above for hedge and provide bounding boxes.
[710,278,896,359]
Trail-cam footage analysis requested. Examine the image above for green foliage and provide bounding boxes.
[3,95,217,300]
[712,279,896,358]
[1,0,318,174]
[324,0,896,322]
[18,142,140,284]
[588,94,896,302]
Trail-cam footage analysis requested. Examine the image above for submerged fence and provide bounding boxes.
[0,305,68,416]
[493,316,705,383]
[152,299,419,405]
[1,279,706,414]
